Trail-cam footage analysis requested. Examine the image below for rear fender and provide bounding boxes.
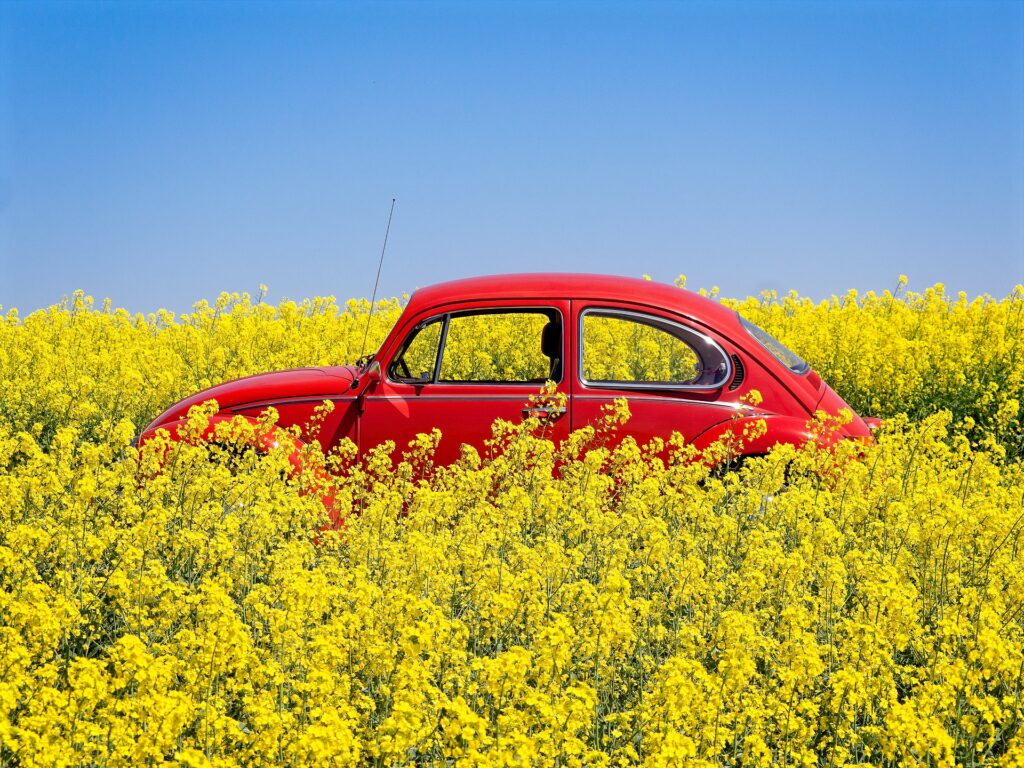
[690,414,864,477]
[690,414,829,460]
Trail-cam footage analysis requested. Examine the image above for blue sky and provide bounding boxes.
[1,0,1021,314]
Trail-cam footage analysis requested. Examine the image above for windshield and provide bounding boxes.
[738,314,810,375]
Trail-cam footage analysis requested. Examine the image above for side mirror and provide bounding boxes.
[351,360,382,391]
[364,360,382,383]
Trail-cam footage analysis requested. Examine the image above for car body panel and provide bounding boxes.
[569,298,739,446]
[140,273,873,463]
[689,414,817,454]
[359,298,572,464]
[148,367,355,427]
[233,396,359,449]
[815,382,872,438]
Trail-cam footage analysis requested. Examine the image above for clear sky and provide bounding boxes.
[1,0,1022,314]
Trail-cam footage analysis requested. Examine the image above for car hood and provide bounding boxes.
[144,365,358,433]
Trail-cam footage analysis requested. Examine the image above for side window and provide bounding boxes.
[389,319,443,382]
[581,310,729,387]
[439,311,560,383]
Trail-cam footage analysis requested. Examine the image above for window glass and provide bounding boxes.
[439,311,557,383]
[389,319,442,382]
[738,314,809,374]
[581,311,729,387]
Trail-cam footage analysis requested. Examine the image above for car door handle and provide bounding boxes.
[522,406,567,421]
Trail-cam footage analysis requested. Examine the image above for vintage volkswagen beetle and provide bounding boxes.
[139,274,876,464]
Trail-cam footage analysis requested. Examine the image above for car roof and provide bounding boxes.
[405,273,741,330]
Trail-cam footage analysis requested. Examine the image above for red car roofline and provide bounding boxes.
[397,273,826,418]
[405,273,742,331]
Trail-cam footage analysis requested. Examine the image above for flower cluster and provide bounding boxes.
[0,290,404,449]
[724,280,1024,454]
[0,282,1022,766]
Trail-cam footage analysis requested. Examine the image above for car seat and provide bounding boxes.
[541,321,562,381]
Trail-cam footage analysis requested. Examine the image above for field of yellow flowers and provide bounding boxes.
[1,280,1023,766]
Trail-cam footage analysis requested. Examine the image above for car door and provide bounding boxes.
[570,304,736,454]
[359,300,572,466]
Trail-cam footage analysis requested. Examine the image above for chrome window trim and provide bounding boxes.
[572,394,739,409]
[386,315,446,385]
[433,313,451,383]
[386,306,565,387]
[578,307,732,392]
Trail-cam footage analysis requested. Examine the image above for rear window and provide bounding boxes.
[738,314,810,375]
[581,309,730,388]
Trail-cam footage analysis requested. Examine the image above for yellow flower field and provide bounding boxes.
[1,280,1023,766]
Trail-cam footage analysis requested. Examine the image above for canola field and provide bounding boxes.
[1,281,1023,766]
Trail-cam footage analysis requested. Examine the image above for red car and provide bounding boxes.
[140,274,875,465]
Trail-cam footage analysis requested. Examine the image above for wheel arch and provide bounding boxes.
[689,414,816,459]
[137,413,308,472]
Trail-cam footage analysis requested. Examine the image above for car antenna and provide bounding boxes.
[352,198,396,386]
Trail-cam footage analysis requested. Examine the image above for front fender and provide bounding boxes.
[136,414,340,524]
[138,414,303,463]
